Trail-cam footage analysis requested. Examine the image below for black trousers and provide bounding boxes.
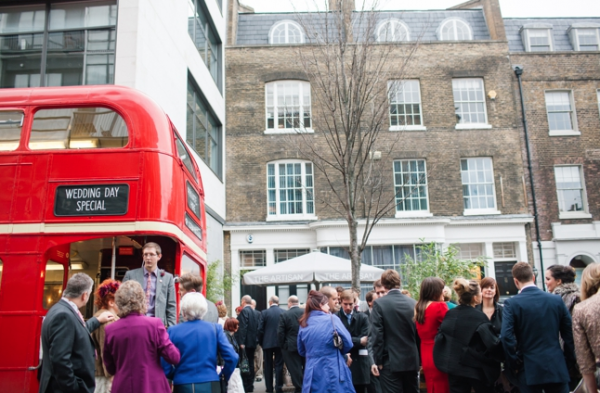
[519,382,569,393]
[367,375,382,393]
[379,367,419,393]
[242,347,256,392]
[448,374,490,393]
[354,384,369,393]
[282,349,304,393]
[263,347,284,393]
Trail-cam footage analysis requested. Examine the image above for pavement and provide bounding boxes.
[249,376,427,393]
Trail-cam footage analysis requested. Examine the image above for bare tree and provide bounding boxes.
[286,0,422,292]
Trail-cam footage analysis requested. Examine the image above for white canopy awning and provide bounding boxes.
[242,251,385,286]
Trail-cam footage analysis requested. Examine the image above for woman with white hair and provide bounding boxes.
[162,292,239,393]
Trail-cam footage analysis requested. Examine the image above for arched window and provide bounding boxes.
[269,20,304,44]
[438,18,472,41]
[267,161,315,220]
[377,19,410,42]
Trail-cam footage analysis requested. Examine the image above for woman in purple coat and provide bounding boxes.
[103,280,180,393]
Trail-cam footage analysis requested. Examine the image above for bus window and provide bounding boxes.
[43,261,65,310]
[181,253,200,275]
[175,135,198,182]
[0,111,24,151]
[29,107,128,150]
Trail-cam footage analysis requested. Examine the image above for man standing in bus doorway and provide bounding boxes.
[39,273,115,393]
[123,242,177,327]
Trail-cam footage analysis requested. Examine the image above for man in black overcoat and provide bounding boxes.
[277,296,305,393]
[236,295,261,392]
[338,290,371,393]
[369,269,419,393]
[39,273,114,393]
[260,295,285,393]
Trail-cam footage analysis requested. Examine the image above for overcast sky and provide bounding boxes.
[239,0,600,17]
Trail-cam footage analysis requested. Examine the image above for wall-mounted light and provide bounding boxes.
[488,90,497,101]
[369,151,382,160]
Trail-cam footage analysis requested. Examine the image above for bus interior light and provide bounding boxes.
[69,139,99,149]
[29,141,67,150]
[0,141,19,151]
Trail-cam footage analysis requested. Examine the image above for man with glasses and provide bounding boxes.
[123,242,176,327]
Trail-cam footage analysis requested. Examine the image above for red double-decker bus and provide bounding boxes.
[0,86,207,392]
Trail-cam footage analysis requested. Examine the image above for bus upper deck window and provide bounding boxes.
[43,261,65,310]
[175,136,198,182]
[29,107,128,150]
[0,111,24,151]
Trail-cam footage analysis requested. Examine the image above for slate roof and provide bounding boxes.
[504,17,600,52]
[235,10,491,45]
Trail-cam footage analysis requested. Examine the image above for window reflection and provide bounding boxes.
[43,261,64,310]
[0,111,24,151]
[30,107,128,150]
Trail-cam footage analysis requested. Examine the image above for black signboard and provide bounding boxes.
[186,182,201,219]
[54,184,129,216]
[185,213,203,242]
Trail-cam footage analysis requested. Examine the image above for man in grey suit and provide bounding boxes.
[39,273,114,393]
[123,242,176,327]
[178,272,218,323]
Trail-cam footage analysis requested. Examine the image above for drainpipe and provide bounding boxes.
[513,65,546,291]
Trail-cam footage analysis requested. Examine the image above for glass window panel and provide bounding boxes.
[49,3,117,30]
[30,107,128,150]
[0,111,24,151]
[394,159,428,212]
[43,261,65,310]
[461,158,496,211]
[240,250,266,267]
[0,8,46,34]
[0,33,44,88]
[545,91,574,131]
[453,79,487,124]
[555,166,586,213]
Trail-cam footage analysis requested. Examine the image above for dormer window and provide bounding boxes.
[521,24,553,52]
[377,19,410,42]
[438,18,472,41]
[269,20,304,44]
[568,24,600,51]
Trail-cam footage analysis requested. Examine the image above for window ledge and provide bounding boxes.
[389,125,427,131]
[266,214,318,222]
[559,212,592,219]
[455,123,493,130]
[549,130,581,137]
[395,211,433,218]
[264,128,314,135]
[463,209,501,216]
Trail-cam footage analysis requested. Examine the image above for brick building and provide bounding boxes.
[505,16,600,282]
[225,0,536,309]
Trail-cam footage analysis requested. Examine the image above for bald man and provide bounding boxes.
[260,295,285,393]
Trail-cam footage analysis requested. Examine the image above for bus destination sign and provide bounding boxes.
[54,184,130,216]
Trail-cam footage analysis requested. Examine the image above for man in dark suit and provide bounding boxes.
[369,269,419,393]
[123,242,176,327]
[501,262,576,393]
[260,295,285,393]
[338,290,371,393]
[237,295,261,392]
[277,296,305,393]
[39,273,114,393]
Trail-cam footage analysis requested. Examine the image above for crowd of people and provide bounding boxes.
[38,240,600,393]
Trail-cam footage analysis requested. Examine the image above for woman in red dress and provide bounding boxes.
[415,277,449,393]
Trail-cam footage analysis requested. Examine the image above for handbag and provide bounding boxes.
[239,347,250,375]
[330,314,344,351]
[212,324,228,393]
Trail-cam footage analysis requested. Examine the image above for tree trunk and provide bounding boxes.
[349,217,361,293]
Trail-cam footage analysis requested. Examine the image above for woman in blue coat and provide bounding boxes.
[298,290,355,393]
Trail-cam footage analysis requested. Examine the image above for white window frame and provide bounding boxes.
[388,80,425,131]
[393,159,432,217]
[269,20,304,44]
[554,165,591,219]
[545,90,579,136]
[239,250,267,268]
[437,18,473,41]
[266,160,316,221]
[265,81,313,134]
[452,78,491,130]
[521,25,553,52]
[461,157,500,216]
[376,19,410,42]
[568,24,600,51]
